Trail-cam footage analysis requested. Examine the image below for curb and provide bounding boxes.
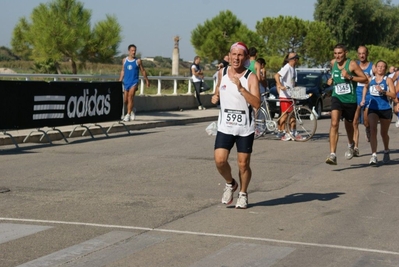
[0,115,218,147]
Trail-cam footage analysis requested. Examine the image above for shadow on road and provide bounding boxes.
[0,131,155,155]
[250,192,345,207]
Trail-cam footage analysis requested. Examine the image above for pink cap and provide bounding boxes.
[230,42,250,67]
[230,42,249,54]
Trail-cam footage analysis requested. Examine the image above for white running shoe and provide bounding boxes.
[325,153,337,165]
[369,153,378,166]
[235,192,248,209]
[294,134,303,141]
[281,133,292,141]
[130,108,136,121]
[222,180,238,205]
[275,131,285,139]
[345,145,354,160]
[123,114,131,122]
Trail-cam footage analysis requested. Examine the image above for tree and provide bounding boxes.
[81,15,122,64]
[0,46,20,61]
[11,18,32,60]
[255,16,335,70]
[303,21,336,67]
[11,0,122,74]
[256,16,307,57]
[191,10,263,62]
[314,0,399,50]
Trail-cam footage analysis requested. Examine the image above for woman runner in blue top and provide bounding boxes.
[361,60,396,165]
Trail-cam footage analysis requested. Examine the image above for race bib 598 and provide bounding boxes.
[223,109,246,127]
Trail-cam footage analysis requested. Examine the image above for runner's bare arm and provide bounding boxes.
[119,58,126,82]
[138,59,150,87]
[384,77,396,99]
[349,60,368,84]
[238,73,260,109]
[211,69,223,104]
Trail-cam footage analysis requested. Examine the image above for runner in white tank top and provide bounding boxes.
[217,67,254,136]
[211,42,260,209]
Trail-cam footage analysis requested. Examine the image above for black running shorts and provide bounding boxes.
[214,131,254,153]
[331,97,357,122]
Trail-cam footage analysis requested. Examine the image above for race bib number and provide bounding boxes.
[223,109,246,127]
[370,85,383,96]
[370,84,385,96]
[335,83,351,95]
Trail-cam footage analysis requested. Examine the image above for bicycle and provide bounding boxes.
[254,87,317,142]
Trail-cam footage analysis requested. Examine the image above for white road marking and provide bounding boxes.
[0,223,52,244]
[16,231,166,267]
[1,217,399,256]
[190,243,295,267]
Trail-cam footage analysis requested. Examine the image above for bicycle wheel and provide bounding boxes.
[254,107,267,139]
[286,105,317,142]
[265,114,277,132]
[263,103,277,132]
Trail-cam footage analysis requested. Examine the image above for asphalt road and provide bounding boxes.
[1,116,399,267]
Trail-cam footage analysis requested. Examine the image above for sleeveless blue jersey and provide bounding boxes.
[356,61,373,105]
[123,57,139,89]
[356,61,373,86]
[368,76,391,110]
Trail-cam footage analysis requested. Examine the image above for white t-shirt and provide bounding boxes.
[278,63,296,98]
[191,64,202,82]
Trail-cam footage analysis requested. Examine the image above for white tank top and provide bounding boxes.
[217,67,254,136]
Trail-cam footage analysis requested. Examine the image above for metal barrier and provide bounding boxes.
[0,74,217,95]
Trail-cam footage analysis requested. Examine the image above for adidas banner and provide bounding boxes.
[0,81,123,129]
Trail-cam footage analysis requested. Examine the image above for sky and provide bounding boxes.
[1,0,399,61]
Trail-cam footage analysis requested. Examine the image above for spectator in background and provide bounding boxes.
[256,58,268,96]
[274,55,289,136]
[217,54,229,70]
[274,52,300,141]
[248,47,262,84]
[214,55,230,85]
[191,56,206,110]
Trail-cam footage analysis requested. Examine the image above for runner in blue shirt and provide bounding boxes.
[119,44,150,122]
[360,60,396,165]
